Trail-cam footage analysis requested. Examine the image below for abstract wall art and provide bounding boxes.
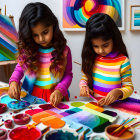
[130,5,140,31]
[63,0,125,31]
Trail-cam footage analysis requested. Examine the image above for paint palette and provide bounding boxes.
[8,100,30,111]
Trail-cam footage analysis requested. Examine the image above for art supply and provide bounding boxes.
[0,103,7,114]
[42,126,50,136]
[7,100,30,111]
[45,129,78,140]
[76,126,83,132]
[8,126,42,140]
[0,128,7,140]
[4,119,13,129]
[105,124,135,140]
[13,113,30,125]
[71,102,85,107]
[79,128,90,140]
[90,135,107,140]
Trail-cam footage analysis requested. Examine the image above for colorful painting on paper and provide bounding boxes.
[130,6,140,30]
[63,0,125,31]
[0,15,18,61]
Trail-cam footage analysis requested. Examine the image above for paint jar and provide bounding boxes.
[4,120,13,129]
[105,124,135,140]
[90,135,108,140]
[13,113,30,125]
[0,128,7,140]
[0,103,7,114]
[45,129,79,140]
[8,126,42,140]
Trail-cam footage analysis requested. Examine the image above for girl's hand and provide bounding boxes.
[50,90,63,106]
[98,88,123,106]
[8,81,21,100]
[80,86,90,97]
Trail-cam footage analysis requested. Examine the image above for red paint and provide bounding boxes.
[9,127,41,140]
[75,96,77,99]
[134,91,137,94]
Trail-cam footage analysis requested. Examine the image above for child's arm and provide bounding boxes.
[119,57,134,99]
[79,73,91,97]
[9,63,24,85]
[54,47,73,97]
[8,63,24,99]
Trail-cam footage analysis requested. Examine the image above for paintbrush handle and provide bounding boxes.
[116,126,129,137]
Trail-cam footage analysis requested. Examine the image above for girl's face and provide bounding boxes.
[31,23,53,48]
[91,38,113,56]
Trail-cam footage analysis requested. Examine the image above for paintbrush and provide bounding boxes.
[79,128,90,140]
[49,102,61,110]
[42,126,50,136]
[76,126,83,132]
[116,121,140,137]
[110,118,130,135]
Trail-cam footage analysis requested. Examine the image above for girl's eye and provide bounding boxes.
[43,31,48,35]
[93,45,98,48]
[103,44,109,48]
[33,34,38,37]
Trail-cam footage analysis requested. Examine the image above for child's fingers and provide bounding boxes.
[98,98,105,106]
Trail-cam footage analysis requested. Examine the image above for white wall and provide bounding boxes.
[0,0,140,100]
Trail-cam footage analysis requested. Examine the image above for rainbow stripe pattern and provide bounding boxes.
[0,15,18,61]
[34,48,59,89]
[63,0,122,29]
[81,52,133,100]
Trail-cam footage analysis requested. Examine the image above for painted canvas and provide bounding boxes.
[0,15,18,61]
[130,5,140,31]
[63,0,125,31]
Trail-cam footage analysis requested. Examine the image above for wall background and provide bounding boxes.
[0,0,140,100]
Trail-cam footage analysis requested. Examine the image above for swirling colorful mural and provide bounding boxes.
[63,0,124,30]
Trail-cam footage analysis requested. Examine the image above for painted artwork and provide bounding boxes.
[130,5,140,31]
[63,0,125,31]
[0,15,18,61]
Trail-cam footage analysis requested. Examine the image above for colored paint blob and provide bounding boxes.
[71,102,85,107]
[93,121,111,133]
[85,102,104,112]
[45,130,78,140]
[25,109,44,116]
[9,126,41,140]
[102,110,117,117]
[8,100,30,110]
[39,103,69,110]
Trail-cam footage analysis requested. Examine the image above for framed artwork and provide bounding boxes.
[62,0,125,31]
[130,5,140,31]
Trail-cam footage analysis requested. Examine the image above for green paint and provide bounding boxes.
[71,102,85,107]
[79,106,116,122]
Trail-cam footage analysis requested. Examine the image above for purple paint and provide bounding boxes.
[102,110,117,117]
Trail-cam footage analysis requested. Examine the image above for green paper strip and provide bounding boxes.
[80,106,117,123]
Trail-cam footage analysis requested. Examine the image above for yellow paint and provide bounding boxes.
[85,0,94,12]
[85,103,104,112]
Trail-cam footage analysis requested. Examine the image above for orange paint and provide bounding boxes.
[85,102,104,112]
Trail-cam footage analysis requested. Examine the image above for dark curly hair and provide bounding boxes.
[17,2,67,77]
[82,13,128,89]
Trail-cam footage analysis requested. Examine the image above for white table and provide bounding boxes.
[0,81,140,140]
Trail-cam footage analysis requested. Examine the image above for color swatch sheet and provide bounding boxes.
[31,102,118,133]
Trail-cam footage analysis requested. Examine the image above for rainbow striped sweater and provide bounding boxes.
[80,52,134,100]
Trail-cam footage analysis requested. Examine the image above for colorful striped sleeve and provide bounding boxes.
[119,57,134,100]
[79,72,88,88]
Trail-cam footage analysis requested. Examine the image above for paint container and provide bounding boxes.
[45,128,78,140]
[4,120,13,129]
[13,113,30,125]
[0,103,7,114]
[105,124,135,140]
[8,126,42,140]
[0,128,7,140]
[90,135,108,140]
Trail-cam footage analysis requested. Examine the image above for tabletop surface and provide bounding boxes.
[0,81,140,140]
